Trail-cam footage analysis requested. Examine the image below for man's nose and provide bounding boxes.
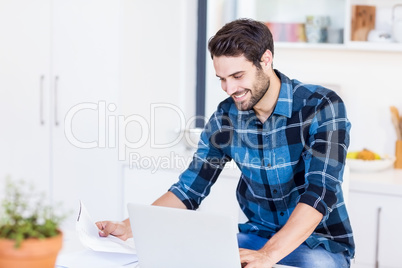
[223,80,237,96]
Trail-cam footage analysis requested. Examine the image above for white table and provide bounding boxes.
[56,229,297,268]
[55,229,137,268]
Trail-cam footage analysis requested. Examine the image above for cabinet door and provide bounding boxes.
[349,191,402,268]
[377,196,402,268]
[348,192,379,267]
[50,0,120,226]
[0,0,51,195]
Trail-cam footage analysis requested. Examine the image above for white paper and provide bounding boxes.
[76,201,136,254]
[56,249,138,268]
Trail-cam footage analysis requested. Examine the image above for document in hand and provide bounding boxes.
[76,201,136,254]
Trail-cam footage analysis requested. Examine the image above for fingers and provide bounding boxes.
[95,220,132,241]
[95,220,115,237]
[95,220,107,237]
[239,248,273,268]
[239,248,254,260]
[239,248,257,266]
[95,221,103,230]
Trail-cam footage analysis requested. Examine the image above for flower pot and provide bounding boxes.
[0,232,63,268]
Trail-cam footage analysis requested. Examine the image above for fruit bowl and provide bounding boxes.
[346,157,395,172]
[346,149,395,172]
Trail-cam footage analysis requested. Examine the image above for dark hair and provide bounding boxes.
[208,18,274,69]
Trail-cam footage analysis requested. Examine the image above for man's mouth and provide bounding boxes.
[233,90,248,100]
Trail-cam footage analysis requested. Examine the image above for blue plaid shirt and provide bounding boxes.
[169,70,355,257]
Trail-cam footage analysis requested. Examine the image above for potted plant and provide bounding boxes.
[0,178,64,268]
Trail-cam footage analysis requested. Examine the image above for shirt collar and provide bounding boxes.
[234,70,294,121]
[272,70,293,118]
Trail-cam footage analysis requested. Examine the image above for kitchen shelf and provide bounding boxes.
[237,0,402,53]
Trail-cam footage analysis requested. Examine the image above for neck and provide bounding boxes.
[253,70,281,123]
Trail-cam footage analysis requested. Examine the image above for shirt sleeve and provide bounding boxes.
[169,111,233,210]
[298,90,351,220]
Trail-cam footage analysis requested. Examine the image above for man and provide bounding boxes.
[97,19,354,267]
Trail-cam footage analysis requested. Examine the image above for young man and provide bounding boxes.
[97,19,354,267]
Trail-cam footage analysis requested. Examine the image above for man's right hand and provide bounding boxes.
[95,191,185,241]
[95,218,133,241]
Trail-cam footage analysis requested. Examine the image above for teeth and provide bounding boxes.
[234,91,247,99]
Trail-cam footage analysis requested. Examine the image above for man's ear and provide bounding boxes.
[261,50,273,68]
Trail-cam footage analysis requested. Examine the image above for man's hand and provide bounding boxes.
[239,203,323,267]
[95,218,132,241]
[95,191,184,241]
[239,248,275,268]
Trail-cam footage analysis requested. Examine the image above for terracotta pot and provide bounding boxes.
[0,231,63,268]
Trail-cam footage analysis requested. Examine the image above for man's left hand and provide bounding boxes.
[239,248,275,268]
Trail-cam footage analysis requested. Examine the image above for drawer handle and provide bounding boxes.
[54,76,59,126]
[375,207,381,268]
[39,75,45,125]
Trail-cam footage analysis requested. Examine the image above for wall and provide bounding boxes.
[119,0,198,163]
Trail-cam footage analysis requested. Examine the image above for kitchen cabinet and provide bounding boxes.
[235,0,402,52]
[0,0,51,195]
[348,170,402,268]
[1,0,198,226]
[0,0,120,225]
[50,0,120,226]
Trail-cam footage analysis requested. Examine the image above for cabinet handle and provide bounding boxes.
[54,76,59,126]
[39,75,45,125]
[375,207,381,268]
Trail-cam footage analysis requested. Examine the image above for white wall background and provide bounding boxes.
[119,0,197,161]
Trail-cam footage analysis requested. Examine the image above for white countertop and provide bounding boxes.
[56,229,296,268]
[349,168,402,196]
[56,229,138,268]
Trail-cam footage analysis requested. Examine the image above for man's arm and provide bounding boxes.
[239,203,323,268]
[151,191,187,208]
[96,191,185,240]
[97,110,230,239]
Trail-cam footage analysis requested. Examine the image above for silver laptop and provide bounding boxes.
[127,203,242,268]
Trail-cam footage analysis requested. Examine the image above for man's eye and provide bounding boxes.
[234,75,243,79]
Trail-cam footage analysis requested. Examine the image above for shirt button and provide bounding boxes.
[280,212,285,216]
[267,163,271,167]
[273,189,278,194]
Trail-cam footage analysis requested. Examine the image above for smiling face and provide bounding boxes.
[213,55,270,111]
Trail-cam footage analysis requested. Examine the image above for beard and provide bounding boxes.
[234,69,270,111]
